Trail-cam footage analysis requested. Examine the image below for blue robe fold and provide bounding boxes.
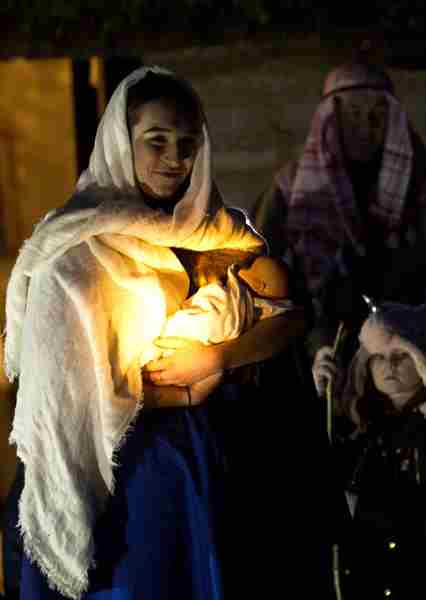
[21,389,231,600]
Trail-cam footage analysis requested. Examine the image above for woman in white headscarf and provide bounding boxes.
[7,67,305,600]
[313,301,426,599]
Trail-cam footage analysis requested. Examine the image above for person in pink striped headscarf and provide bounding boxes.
[252,57,426,366]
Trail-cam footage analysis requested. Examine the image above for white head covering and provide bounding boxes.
[78,66,173,190]
[75,65,220,242]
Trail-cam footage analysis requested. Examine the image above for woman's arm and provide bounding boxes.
[143,372,224,407]
[143,310,305,386]
[215,309,305,370]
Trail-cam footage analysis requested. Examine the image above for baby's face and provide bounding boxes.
[190,249,253,290]
[195,271,222,288]
[194,269,226,288]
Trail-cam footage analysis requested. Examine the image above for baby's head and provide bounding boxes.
[188,249,258,289]
[182,249,289,299]
[236,255,289,299]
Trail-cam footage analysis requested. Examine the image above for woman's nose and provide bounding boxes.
[388,356,399,371]
[163,144,180,165]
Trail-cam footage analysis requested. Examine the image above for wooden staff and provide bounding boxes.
[326,321,346,444]
[326,321,347,600]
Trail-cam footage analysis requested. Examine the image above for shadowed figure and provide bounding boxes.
[313,301,426,599]
[252,56,426,367]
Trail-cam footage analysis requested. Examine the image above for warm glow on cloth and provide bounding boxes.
[158,266,255,349]
[159,265,292,352]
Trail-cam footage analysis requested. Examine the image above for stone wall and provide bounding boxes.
[0,58,76,253]
[1,38,426,239]
[0,59,77,516]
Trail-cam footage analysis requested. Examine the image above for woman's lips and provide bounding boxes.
[156,171,183,178]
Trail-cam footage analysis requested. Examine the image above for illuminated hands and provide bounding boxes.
[143,337,223,386]
[312,345,341,397]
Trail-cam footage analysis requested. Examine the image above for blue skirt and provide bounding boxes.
[20,390,232,600]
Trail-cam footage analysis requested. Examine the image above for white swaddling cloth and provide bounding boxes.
[140,264,293,365]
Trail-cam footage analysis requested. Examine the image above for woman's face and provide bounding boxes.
[334,90,388,163]
[131,98,202,201]
[368,332,422,409]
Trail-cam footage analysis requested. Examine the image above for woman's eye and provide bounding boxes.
[179,138,197,158]
[147,137,167,147]
[393,352,408,362]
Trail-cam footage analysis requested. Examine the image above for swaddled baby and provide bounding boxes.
[140,249,293,365]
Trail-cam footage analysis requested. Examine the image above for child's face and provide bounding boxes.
[365,327,422,408]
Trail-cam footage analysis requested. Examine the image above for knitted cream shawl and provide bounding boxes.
[5,67,264,599]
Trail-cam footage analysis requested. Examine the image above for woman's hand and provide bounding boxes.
[312,345,339,397]
[143,337,223,386]
[143,311,305,387]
